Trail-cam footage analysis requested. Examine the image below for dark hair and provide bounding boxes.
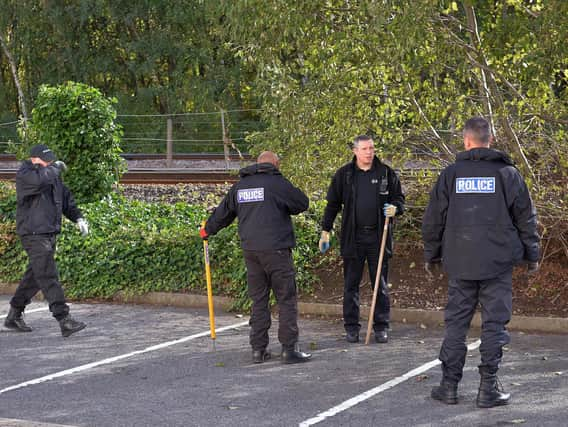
[463,117,491,144]
[352,134,373,148]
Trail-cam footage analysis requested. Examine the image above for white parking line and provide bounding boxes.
[0,320,249,396]
[299,339,482,426]
[0,306,50,318]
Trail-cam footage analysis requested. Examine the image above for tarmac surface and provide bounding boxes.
[0,296,566,427]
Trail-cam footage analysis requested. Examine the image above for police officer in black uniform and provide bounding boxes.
[4,144,88,337]
[201,151,311,364]
[319,135,405,344]
[422,117,540,408]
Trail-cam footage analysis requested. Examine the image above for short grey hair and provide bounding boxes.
[352,134,373,148]
[463,117,491,145]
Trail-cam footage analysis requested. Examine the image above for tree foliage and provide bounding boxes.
[0,0,566,260]
[221,0,567,259]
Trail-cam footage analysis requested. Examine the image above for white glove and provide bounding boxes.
[383,203,397,218]
[77,218,89,236]
[53,160,68,173]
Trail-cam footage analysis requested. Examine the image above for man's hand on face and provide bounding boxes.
[30,158,50,168]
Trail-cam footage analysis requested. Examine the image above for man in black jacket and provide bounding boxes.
[423,117,540,408]
[319,135,405,344]
[4,144,88,337]
[201,151,311,364]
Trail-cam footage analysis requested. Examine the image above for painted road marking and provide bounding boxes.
[0,320,249,395]
[299,339,482,426]
[0,306,50,318]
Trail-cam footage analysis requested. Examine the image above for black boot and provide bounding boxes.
[59,315,86,337]
[252,349,271,364]
[477,368,510,408]
[281,345,312,364]
[375,330,388,344]
[4,307,32,332]
[431,379,458,404]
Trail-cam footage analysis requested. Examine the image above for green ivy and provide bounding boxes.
[17,81,126,203]
[0,191,322,311]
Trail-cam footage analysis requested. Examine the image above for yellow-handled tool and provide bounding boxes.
[201,220,216,342]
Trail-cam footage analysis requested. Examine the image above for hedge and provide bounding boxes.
[0,183,326,311]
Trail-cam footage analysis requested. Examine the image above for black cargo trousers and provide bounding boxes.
[243,248,299,351]
[10,234,70,320]
[440,270,513,384]
[343,228,390,334]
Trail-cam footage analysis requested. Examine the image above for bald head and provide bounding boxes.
[257,151,280,168]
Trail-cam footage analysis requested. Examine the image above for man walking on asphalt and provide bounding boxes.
[200,151,311,364]
[4,144,88,337]
[422,117,540,408]
[319,135,405,344]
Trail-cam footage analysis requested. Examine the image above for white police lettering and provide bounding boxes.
[238,187,265,203]
[456,177,496,194]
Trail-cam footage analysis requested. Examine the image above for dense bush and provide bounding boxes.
[17,81,125,203]
[0,186,323,311]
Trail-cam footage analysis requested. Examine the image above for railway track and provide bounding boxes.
[0,152,247,184]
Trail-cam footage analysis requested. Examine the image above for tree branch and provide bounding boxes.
[0,33,28,123]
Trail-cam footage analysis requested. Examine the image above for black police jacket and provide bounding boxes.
[422,148,540,280]
[205,163,309,251]
[321,156,405,258]
[16,160,83,236]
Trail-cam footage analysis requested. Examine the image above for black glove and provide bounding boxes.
[527,262,539,274]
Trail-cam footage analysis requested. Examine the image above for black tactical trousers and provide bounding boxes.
[440,271,512,384]
[343,229,390,334]
[10,234,69,320]
[243,249,299,351]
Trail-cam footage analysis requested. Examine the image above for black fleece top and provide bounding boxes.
[321,156,405,258]
[205,163,309,251]
[422,148,540,280]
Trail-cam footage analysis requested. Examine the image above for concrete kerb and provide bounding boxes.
[1,283,566,334]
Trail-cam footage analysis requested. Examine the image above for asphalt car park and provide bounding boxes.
[1,297,566,427]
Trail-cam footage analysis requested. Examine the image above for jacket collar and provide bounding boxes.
[456,147,514,165]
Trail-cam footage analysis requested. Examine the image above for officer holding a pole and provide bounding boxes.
[422,117,540,407]
[319,135,405,344]
[200,151,311,364]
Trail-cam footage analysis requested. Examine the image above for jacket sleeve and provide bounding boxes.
[281,178,309,215]
[16,164,59,199]
[321,171,342,232]
[387,168,405,215]
[422,170,449,262]
[510,173,540,262]
[205,184,238,236]
[62,184,83,223]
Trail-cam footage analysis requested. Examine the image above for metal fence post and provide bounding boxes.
[166,118,173,168]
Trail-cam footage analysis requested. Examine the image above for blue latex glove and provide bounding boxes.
[319,231,330,253]
[383,203,397,218]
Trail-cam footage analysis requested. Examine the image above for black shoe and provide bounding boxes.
[4,307,32,332]
[59,315,86,337]
[375,330,388,343]
[345,332,359,343]
[477,370,510,408]
[252,349,271,364]
[281,347,312,364]
[431,380,458,405]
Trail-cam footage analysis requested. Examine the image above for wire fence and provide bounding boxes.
[0,109,264,155]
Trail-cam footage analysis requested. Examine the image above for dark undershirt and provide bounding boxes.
[355,165,378,227]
